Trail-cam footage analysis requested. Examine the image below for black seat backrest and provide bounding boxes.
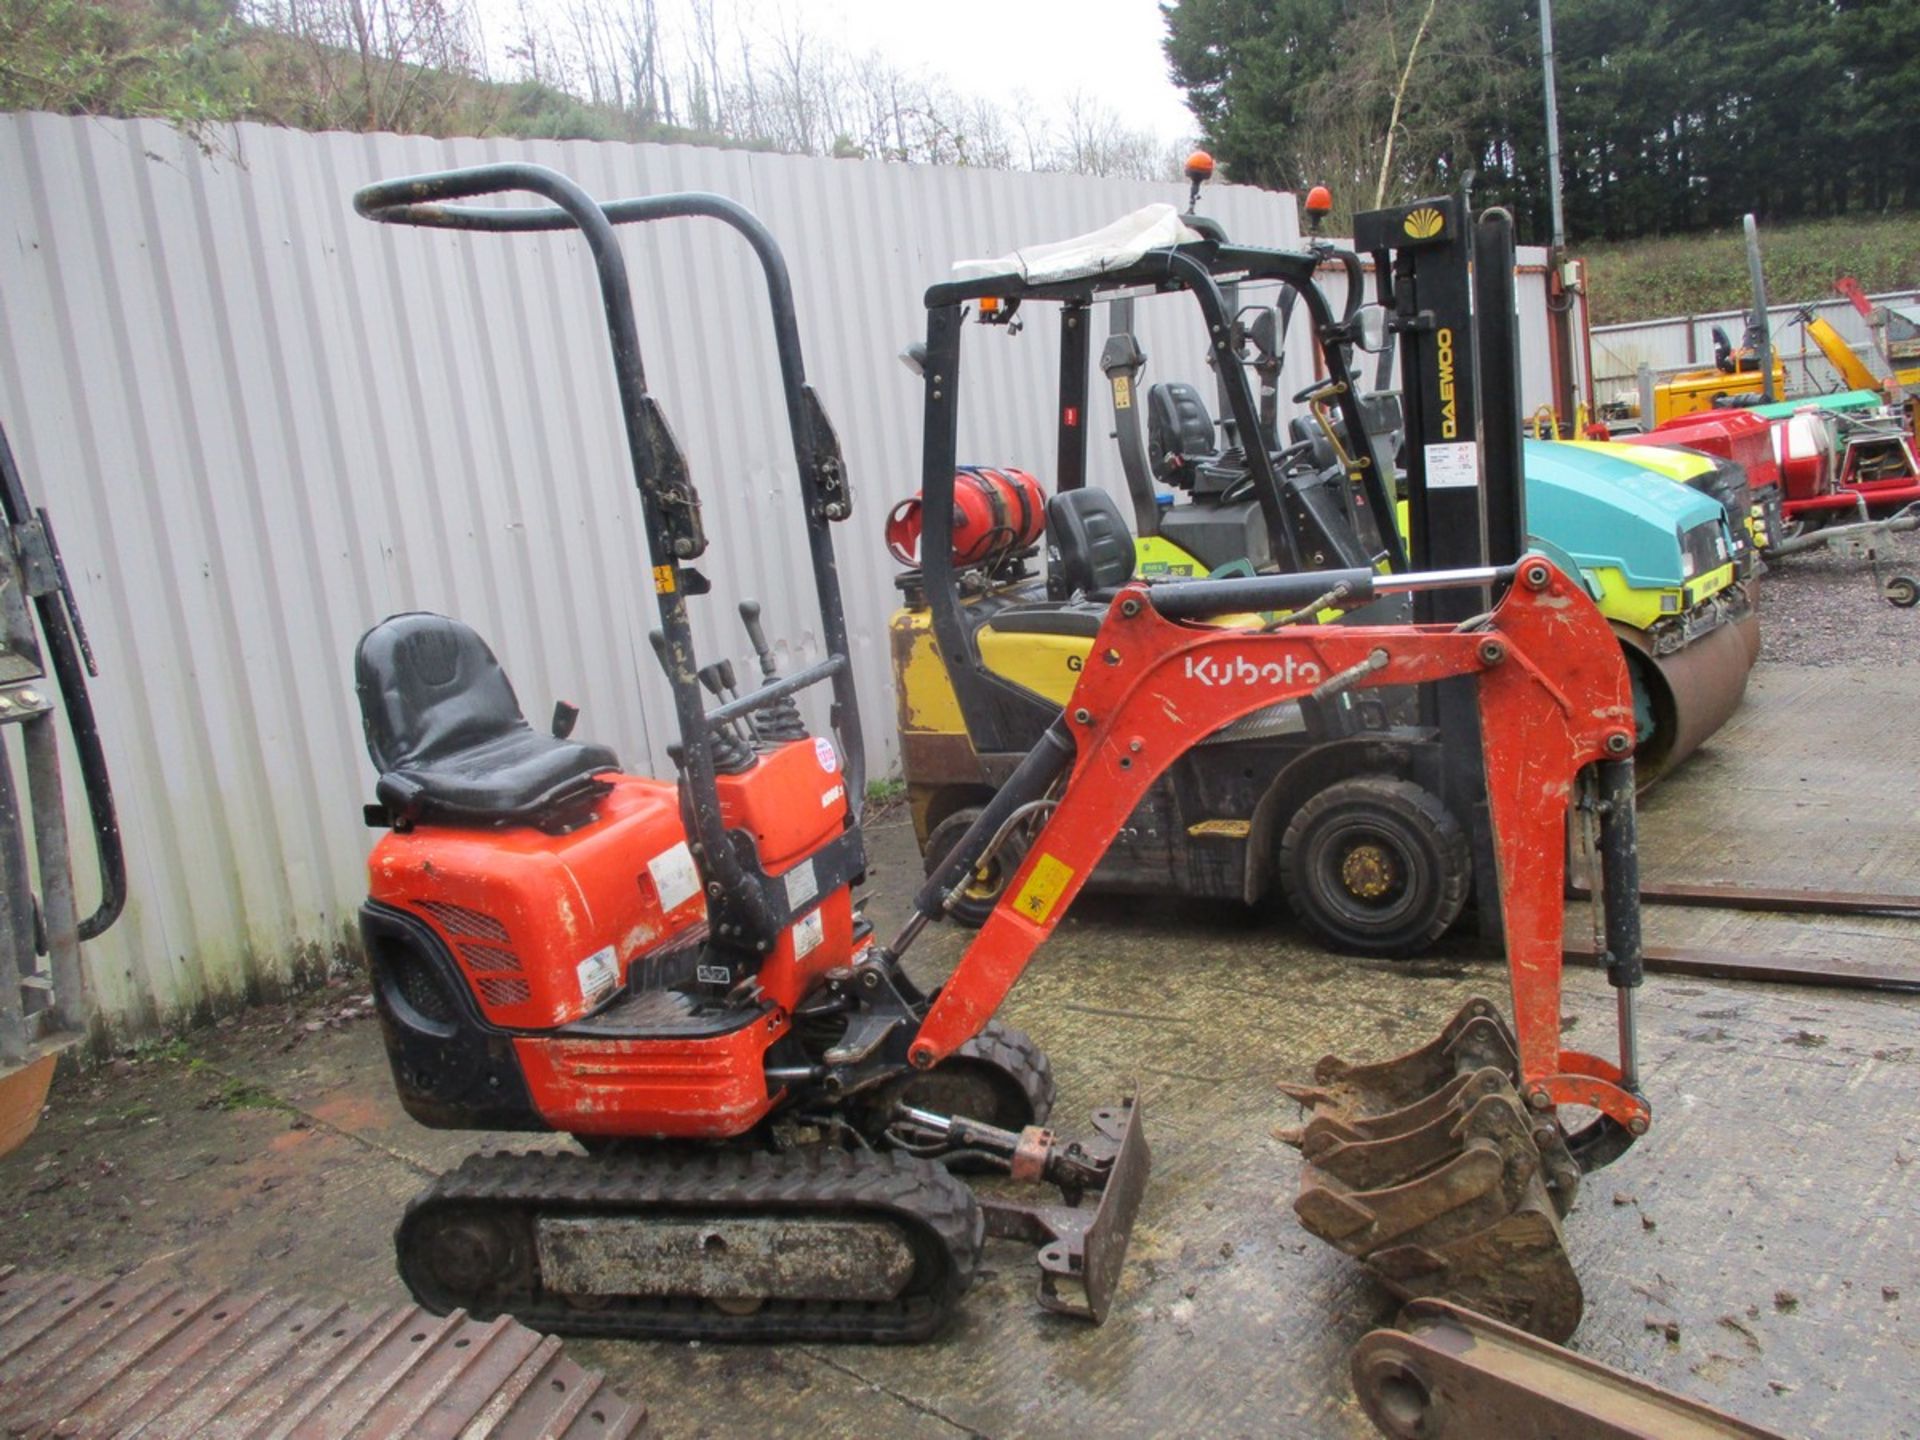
[353,613,620,829]
[356,612,529,775]
[1046,488,1136,599]
[1147,382,1217,484]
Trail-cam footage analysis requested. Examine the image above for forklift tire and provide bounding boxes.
[924,807,1031,929]
[1277,775,1470,959]
[1887,573,1919,608]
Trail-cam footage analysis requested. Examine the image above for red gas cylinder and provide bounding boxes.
[885,466,1047,567]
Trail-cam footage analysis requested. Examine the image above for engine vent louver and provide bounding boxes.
[474,976,534,1007]
[414,901,528,981]
[415,901,510,942]
[458,941,523,973]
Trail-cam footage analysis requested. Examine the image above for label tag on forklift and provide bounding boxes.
[576,945,618,1005]
[652,564,677,594]
[1012,853,1076,925]
[1425,441,1480,489]
[814,737,839,773]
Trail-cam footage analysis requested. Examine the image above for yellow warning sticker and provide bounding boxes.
[652,564,677,594]
[1111,374,1132,410]
[1012,852,1076,926]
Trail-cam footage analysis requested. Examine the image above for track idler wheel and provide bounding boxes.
[1278,998,1586,1342]
[863,1019,1056,1136]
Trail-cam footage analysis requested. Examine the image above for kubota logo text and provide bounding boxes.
[1437,326,1458,439]
[1184,652,1323,687]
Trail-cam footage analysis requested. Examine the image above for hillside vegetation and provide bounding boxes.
[0,0,1180,174]
[1582,213,1920,326]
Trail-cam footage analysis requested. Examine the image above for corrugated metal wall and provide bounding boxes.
[1591,290,1920,399]
[0,112,1561,1032]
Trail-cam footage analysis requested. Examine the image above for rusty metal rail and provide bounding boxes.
[1565,942,1920,995]
[0,1264,646,1438]
[1571,880,1920,918]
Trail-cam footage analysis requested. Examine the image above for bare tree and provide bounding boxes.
[244,0,486,133]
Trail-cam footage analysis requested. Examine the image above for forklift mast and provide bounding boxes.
[1355,196,1530,932]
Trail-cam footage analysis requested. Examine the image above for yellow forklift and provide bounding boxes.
[891,197,1546,957]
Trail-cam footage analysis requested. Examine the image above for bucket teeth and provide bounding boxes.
[1279,997,1586,1342]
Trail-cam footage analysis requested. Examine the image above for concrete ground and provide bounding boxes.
[5,637,1920,1435]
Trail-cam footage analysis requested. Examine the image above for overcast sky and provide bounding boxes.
[481,0,1199,147]
[801,0,1197,144]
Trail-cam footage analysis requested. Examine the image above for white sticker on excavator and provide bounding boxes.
[648,841,701,913]
[1425,441,1480,489]
[793,907,825,958]
[784,860,819,911]
[576,944,619,1005]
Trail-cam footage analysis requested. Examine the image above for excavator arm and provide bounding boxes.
[911,555,1647,1136]
[898,553,1646,1339]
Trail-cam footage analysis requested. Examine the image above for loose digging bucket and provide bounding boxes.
[1279,999,1585,1342]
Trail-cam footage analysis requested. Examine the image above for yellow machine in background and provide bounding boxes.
[1647,215,1787,425]
[1653,357,1789,426]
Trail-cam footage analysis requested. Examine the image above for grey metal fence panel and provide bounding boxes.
[0,113,1567,1031]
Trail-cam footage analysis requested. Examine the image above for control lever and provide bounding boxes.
[740,600,777,676]
[655,633,755,774]
[738,598,810,744]
[699,661,758,751]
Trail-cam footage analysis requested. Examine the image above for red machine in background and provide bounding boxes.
[1617,409,1786,545]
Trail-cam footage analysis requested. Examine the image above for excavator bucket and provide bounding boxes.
[1278,998,1586,1342]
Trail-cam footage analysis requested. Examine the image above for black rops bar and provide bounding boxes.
[1150,563,1516,623]
[355,164,863,954]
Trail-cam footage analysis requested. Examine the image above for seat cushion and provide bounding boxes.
[356,613,617,827]
[981,605,1107,639]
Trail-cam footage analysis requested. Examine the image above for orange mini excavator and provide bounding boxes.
[348,165,1651,1343]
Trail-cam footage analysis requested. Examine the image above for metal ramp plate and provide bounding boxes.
[0,1264,646,1438]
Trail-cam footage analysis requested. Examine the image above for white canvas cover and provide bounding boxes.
[951,203,1204,285]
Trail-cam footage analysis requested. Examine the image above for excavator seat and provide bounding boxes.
[356,612,618,829]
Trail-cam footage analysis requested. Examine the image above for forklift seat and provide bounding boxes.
[1045,487,1137,600]
[1147,382,1217,483]
[355,612,618,828]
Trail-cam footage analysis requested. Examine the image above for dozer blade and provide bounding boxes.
[1279,998,1586,1342]
[1352,1299,1787,1439]
[980,1096,1150,1324]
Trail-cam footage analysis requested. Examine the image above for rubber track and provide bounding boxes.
[398,1144,984,1344]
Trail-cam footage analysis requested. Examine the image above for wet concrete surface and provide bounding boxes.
[4,655,1919,1437]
